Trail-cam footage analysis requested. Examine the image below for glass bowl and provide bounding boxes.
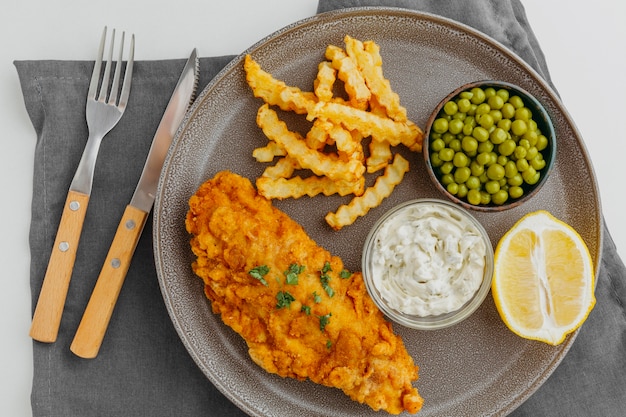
[423,80,556,212]
[361,199,494,330]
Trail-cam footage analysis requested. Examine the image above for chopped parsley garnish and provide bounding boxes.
[284,263,305,285]
[301,305,311,315]
[319,313,332,332]
[276,291,295,309]
[320,263,335,298]
[312,291,322,304]
[326,340,332,349]
[249,265,269,286]
[339,269,352,279]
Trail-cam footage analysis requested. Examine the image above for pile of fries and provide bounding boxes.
[244,35,423,230]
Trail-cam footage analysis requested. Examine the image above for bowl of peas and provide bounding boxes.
[423,81,556,211]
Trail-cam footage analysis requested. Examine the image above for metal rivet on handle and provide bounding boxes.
[125,219,136,230]
[59,242,70,252]
[111,258,121,269]
[69,201,80,211]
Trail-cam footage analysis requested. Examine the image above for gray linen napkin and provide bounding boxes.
[15,0,626,416]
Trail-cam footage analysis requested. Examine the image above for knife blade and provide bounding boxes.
[70,49,199,358]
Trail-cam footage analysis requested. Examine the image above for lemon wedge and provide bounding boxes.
[492,210,595,345]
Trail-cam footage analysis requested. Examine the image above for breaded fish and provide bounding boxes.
[186,171,423,414]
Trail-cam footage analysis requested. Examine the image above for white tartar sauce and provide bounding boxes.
[370,203,487,317]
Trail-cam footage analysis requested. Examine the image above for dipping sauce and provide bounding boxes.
[369,201,488,317]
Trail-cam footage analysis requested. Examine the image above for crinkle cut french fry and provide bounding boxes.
[261,156,300,179]
[307,101,423,152]
[314,61,336,102]
[326,122,364,161]
[325,153,410,230]
[256,104,365,182]
[252,141,286,162]
[244,55,317,114]
[344,35,408,123]
[257,175,365,199]
[367,139,392,173]
[325,45,370,108]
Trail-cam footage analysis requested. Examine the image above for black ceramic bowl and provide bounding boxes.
[423,81,556,212]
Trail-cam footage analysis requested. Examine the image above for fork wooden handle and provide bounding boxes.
[30,190,90,343]
[70,204,148,358]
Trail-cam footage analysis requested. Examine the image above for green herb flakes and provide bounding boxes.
[276,291,295,309]
[284,263,305,285]
[249,265,270,286]
[319,313,332,332]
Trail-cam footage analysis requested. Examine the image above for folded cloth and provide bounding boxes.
[15,0,625,416]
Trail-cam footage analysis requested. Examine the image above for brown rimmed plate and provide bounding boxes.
[153,7,602,416]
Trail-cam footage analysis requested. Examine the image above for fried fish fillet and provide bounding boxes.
[186,171,423,414]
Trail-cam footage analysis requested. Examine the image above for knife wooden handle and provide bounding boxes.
[70,204,148,358]
[30,190,90,343]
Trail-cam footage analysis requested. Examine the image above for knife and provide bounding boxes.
[70,49,199,358]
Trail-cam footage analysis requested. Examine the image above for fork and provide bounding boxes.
[29,27,135,343]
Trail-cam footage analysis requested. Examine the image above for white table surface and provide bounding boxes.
[1,1,624,416]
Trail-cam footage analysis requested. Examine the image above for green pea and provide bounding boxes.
[487,164,505,181]
[508,173,524,187]
[490,127,508,144]
[470,161,485,176]
[484,87,496,98]
[442,132,455,144]
[440,161,454,174]
[485,180,501,194]
[453,152,469,168]
[514,146,527,160]
[501,102,515,119]
[509,186,524,199]
[439,148,455,162]
[480,191,491,205]
[504,160,518,178]
[522,166,538,184]
[509,95,524,109]
[489,109,503,123]
[498,139,517,156]
[446,182,459,195]
[492,189,509,205]
[452,111,466,120]
[496,88,510,102]
[462,136,478,153]
[487,95,505,110]
[497,155,508,166]
[454,166,471,183]
[448,118,464,135]
[449,139,462,152]
[441,173,454,185]
[516,158,529,172]
[466,175,481,189]
[498,118,512,132]
[536,134,549,151]
[472,126,490,142]
[478,113,495,129]
[518,139,531,150]
[433,118,449,134]
[467,189,482,205]
[531,156,546,170]
[523,129,539,146]
[525,146,538,160]
[514,107,532,121]
[457,98,472,113]
[476,103,491,116]
[430,153,443,167]
[477,140,494,154]
[470,87,486,104]
[431,138,446,152]
[444,101,458,116]
[511,119,528,136]
[457,183,468,198]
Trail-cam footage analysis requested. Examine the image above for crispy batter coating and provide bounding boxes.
[186,171,423,414]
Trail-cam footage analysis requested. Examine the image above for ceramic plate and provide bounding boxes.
[153,7,602,416]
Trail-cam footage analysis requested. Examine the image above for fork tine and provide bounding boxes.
[87,26,107,101]
[117,34,135,110]
[107,31,124,105]
[97,28,116,102]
